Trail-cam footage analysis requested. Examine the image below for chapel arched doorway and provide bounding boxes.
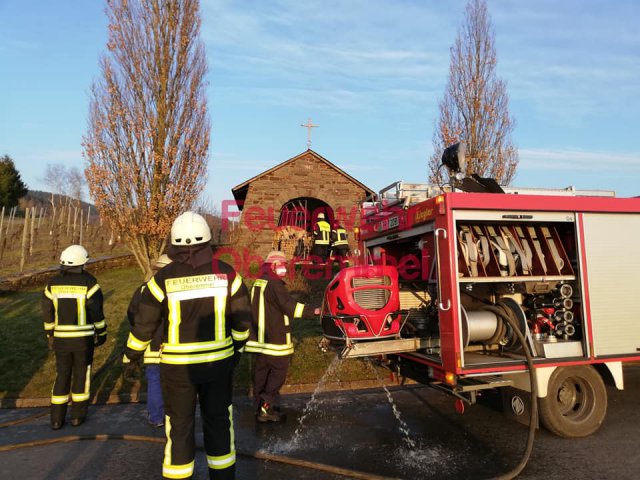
[272,197,333,260]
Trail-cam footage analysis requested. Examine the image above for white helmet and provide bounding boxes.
[60,245,89,266]
[171,211,211,246]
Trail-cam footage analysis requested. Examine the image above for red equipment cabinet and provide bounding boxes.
[321,187,640,438]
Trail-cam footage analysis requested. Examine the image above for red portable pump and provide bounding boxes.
[322,264,402,341]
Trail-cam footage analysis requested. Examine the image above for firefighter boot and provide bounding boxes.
[256,402,286,423]
[51,403,67,430]
[71,417,85,427]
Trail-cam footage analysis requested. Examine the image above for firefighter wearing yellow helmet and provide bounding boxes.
[311,212,331,262]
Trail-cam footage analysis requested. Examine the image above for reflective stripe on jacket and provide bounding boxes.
[313,220,331,245]
[42,269,105,349]
[126,258,251,366]
[331,227,349,247]
[245,275,314,356]
[127,284,163,365]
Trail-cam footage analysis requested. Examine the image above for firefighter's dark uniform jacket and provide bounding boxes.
[330,227,349,249]
[42,266,105,422]
[313,219,331,246]
[126,284,162,364]
[125,257,251,368]
[42,267,106,350]
[125,247,251,480]
[245,273,315,356]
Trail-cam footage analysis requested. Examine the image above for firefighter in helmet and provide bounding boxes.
[311,212,331,263]
[244,251,320,422]
[330,220,350,267]
[125,253,172,427]
[124,212,252,480]
[42,244,106,430]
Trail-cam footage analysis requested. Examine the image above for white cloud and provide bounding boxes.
[519,148,640,172]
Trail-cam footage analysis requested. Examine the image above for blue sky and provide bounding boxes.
[1,0,639,212]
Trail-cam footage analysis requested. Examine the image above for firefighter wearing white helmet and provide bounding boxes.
[60,244,90,266]
[125,212,251,480]
[42,245,106,430]
[170,211,212,245]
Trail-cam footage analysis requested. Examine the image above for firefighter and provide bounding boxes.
[124,212,251,480]
[311,212,331,263]
[245,251,320,422]
[330,220,350,267]
[125,253,172,427]
[42,245,106,430]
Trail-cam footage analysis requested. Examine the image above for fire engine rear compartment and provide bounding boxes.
[326,202,640,372]
[320,191,640,439]
[336,209,589,372]
[451,209,585,369]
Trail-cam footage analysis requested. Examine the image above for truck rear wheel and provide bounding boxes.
[538,365,607,438]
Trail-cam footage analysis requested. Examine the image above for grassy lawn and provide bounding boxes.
[0,266,380,401]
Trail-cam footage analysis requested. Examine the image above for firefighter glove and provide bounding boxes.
[94,334,107,347]
[123,359,142,382]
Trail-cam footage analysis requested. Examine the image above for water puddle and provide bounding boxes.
[262,354,457,478]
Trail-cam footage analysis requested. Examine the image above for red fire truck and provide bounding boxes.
[321,147,640,439]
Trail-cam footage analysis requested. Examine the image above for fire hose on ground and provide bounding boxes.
[0,433,401,480]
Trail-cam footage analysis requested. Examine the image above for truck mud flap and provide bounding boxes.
[499,386,539,428]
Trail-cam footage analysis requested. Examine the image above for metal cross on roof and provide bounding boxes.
[300,118,318,149]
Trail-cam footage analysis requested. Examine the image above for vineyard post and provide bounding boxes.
[79,208,84,245]
[0,206,4,247]
[37,207,44,231]
[66,205,72,238]
[20,207,30,273]
[72,206,78,242]
[29,206,36,256]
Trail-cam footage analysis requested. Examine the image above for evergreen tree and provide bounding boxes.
[0,155,28,208]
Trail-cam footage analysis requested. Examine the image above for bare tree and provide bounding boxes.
[429,0,518,185]
[67,167,84,207]
[83,0,210,278]
[42,164,69,209]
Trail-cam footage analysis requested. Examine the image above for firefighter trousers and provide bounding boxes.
[252,354,290,408]
[51,349,93,425]
[311,244,330,262]
[160,364,236,480]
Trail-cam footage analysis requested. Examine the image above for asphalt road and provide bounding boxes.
[1,364,639,479]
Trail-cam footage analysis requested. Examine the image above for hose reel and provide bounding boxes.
[461,298,528,351]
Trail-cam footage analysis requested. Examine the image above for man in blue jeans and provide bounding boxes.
[126,254,171,426]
